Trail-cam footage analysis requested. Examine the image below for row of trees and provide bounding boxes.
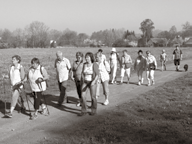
[0,20,192,48]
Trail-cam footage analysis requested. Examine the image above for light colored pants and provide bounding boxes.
[96,80,109,99]
[146,70,155,83]
[110,64,117,82]
[11,88,25,108]
[136,69,144,82]
[121,68,131,78]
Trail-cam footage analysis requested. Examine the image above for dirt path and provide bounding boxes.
[0,59,192,144]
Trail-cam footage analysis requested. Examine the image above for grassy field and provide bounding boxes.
[38,72,192,144]
[0,47,192,102]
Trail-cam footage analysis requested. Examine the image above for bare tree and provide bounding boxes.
[25,21,49,48]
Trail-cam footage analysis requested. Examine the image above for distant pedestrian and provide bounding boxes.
[27,58,49,120]
[134,50,146,86]
[120,50,132,84]
[5,55,26,118]
[55,51,71,106]
[97,49,107,63]
[95,52,110,105]
[173,45,183,71]
[80,52,99,116]
[146,51,157,86]
[109,47,120,84]
[71,52,84,107]
[159,49,168,71]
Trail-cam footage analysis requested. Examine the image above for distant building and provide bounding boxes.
[184,37,192,47]
[147,38,168,47]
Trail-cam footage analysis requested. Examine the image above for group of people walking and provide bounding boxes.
[3,45,183,119]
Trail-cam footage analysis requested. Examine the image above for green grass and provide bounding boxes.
[38,72,192,144]
[0,47,192,102]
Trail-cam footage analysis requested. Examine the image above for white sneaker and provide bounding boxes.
[141,78,144,84]
[147,83,151,86]
[152,81,155,85]
[103,99,109,106]
[138,81,141,86]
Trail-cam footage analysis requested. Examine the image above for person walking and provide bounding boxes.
[71,52,84,107]
[55,51,71,106]
[27,58,49,120]
[109,47,120,84]
[159,49,168,71]
[145,51,157,86]
[80,52,99,116]
[173,45,183,71]
[5,55,26,118]
[95,52,110,105]
[97,49,106,62]
[134,50,146,86]
[120,50,132,84]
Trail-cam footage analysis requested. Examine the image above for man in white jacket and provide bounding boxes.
[55,51,71,106]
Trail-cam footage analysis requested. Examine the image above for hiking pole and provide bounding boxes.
[25,93,32,117]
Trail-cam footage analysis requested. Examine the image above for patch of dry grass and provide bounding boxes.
[38,72,192,144]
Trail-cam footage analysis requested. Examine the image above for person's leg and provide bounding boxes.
[120,68,125,83]
[150,70,155,85]
[164,61,166,71]
[146,70,151,86]
[137,70,143,85]
[8,90,20,116]
[31,92,42,119]
[17,89,26,112]
[161,61,163,71]
[125,68,131,83]
[177,59,180,70]
[174,59,178,71]
[96,81,100,99]
[110,66,114,83]
[90,83,97,115]
[113,64,117,83]
[80,82,89,115]
[58,80,68,105]
[75,80,82,106]
[102,80,109,105]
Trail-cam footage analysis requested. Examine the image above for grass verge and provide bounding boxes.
[39,72,192,144]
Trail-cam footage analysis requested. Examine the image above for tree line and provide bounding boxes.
[0,20,192,48]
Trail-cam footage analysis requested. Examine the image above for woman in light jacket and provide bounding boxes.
[6,55,26,118]
[27,58,49,120]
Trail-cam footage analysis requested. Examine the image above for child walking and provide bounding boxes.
[159,49,167,71]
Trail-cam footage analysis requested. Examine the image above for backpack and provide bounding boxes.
[39,65,49,87]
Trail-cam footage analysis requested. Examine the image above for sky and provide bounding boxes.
[0,0,191,35]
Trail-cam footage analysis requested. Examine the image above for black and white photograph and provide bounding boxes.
[0,0,191,144]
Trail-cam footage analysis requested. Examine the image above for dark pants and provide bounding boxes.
[33,92,43,110]
[75,80,82,99]
[174,59,180,66]
[81,80,97,113]
[58,80,68,105]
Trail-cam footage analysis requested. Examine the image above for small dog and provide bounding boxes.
[184,64,188,72]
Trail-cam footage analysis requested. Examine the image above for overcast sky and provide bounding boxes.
[0,0,191,35]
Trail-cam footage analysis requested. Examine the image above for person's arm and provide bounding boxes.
[20,66,26,83]
[71,62,75,81]
[180,50,183,60]
[133,58,137,70]
[91,63,99,86]
[173,50,175,60]
[153,56,157,69]
[42,67,49,80]
[81,63,85,83]
[129,55,132,64]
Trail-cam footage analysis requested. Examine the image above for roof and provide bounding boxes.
[148,38,167,44]
[185,37,192,44]
[126,35,138,41]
